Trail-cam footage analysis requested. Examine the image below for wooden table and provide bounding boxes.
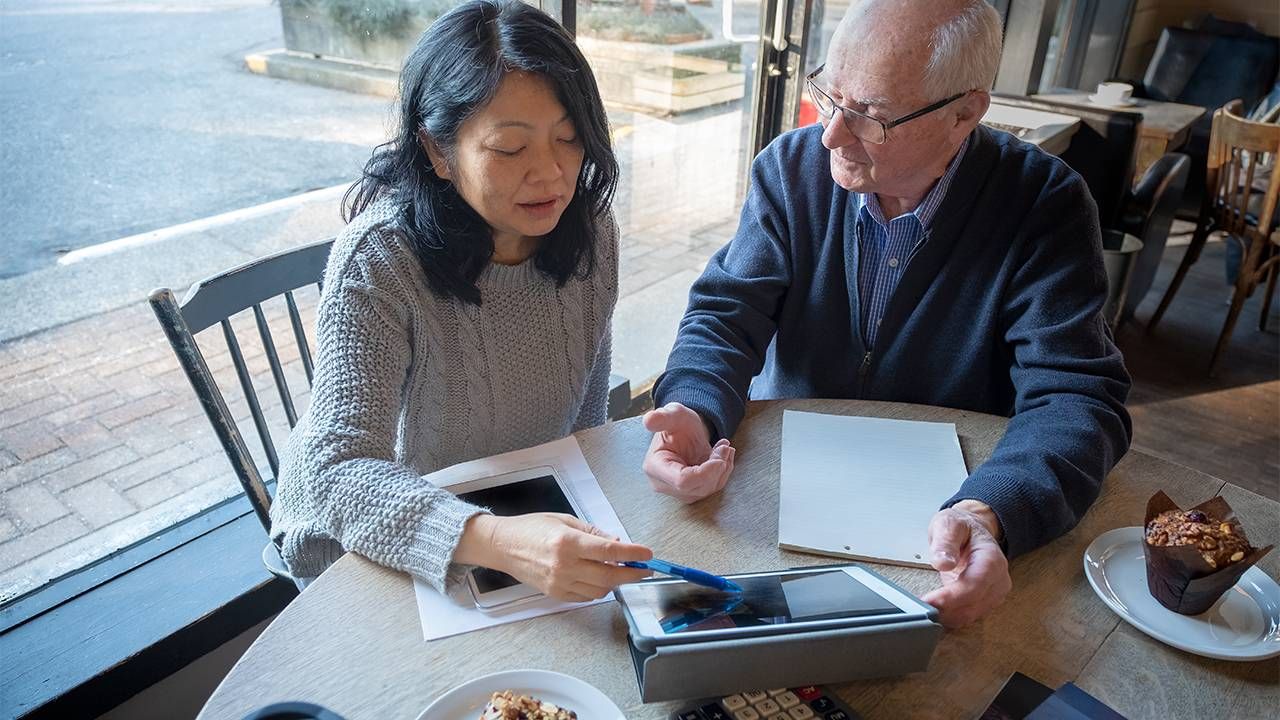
[199,399,1279,720]
[1031,91,1207,179]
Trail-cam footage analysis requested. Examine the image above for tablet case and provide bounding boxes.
[626,616,943,702]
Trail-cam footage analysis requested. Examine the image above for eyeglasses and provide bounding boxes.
[805,65,970,145]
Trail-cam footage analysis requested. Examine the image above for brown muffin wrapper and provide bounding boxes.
[1142,491,1274,615]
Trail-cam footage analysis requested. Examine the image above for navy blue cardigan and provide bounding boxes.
[653,124,1132,559]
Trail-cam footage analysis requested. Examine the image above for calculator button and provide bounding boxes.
[722,696,748,711]
[775,692,800,709]
[757,699,781,715]
[767,689,788,697]
[788,706,815,720]
[734,708,761,720]
[676,712,702,720]
[744,691,769,704]
[768,715,790,720]
[794,686,823,702]
[700,704,731,720]
[810,697,835,713]
[825,711,851,720]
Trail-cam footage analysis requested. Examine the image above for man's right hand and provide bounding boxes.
[641,402,736,503]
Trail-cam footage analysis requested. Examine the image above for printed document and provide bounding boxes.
[412,435,629,641]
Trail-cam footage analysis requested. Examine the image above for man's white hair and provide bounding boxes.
[923,1,1004,100]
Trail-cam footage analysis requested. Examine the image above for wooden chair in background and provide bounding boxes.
[1147,101,1280,376]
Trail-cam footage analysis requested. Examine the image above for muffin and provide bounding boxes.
[1142,491,1273,615]
[1145,508,1252,569]
[480,691,577,720]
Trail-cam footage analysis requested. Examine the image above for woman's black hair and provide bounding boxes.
[343,0,618,304]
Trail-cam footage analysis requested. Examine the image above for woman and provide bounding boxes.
[270,0,651,601]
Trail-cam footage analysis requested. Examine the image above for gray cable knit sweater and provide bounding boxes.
[270,197,618,592]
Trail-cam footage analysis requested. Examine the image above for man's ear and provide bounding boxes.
[955,90,990,136]
[419,130,451,181]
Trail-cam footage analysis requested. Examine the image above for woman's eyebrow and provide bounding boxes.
[490,114,572,131]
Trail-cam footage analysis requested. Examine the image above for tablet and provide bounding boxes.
[451,465,585,610]
[617,565,933,649]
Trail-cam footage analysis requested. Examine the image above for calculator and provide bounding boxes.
[670,685,862,720]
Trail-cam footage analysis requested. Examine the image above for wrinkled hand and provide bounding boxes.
[920,501,1011,628]
[641,402,736,503]
[458,513,652,603]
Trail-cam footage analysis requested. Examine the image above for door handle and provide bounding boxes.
[770,0,790,52]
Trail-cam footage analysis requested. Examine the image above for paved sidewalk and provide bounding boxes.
[0,109,745,603]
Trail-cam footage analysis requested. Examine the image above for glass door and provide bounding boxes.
[566,0,764,386]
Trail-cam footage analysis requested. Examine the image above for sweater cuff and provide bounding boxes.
[943,471,1035,559]
[653,376,733,442]
[402,494,488,594]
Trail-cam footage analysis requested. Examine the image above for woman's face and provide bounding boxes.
[427,71,585,254]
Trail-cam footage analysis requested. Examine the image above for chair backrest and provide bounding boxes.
[1205,101,1280,246]
[991,94,1143,228]
[1144,28,1279,119]
[1119,152,1190,324]
[149,239,333,532]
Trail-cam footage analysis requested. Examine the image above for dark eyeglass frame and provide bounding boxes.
[805,65,971,144]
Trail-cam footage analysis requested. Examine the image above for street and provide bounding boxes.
[0,0,389,279]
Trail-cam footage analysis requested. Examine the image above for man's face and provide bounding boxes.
[818,11,973,198]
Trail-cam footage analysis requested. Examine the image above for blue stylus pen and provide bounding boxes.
[623,558,743,593]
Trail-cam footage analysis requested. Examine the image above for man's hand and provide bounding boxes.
[641,402,736,503]
[920,500,1011,628]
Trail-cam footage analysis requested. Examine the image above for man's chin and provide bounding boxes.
[830,159,873,193]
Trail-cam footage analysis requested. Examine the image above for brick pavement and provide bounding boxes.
[0,109,747,603]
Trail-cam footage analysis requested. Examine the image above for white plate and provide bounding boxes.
[1087,93,1137,107]
[417,669,624,720]
[1083,526,1280,661]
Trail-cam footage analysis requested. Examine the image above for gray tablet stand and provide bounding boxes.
[627,618,942,702]
[625,569,944,702]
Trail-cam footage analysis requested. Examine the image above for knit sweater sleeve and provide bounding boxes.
[574,321,612,432]
[944,170,1132,558]
[572,210,620,432]
[273,227,485,592]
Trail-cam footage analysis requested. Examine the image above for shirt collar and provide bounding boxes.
[856,135,970,231]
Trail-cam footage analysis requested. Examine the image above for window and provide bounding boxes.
[0,0,773,609]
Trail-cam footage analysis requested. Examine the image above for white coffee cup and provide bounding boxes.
[1095,82,1133,105]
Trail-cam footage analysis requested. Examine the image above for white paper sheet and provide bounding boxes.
[412,435,631,641]
[778,410,969,568]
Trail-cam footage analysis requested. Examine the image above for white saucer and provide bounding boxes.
[1083,527,1280,661]
[1087,93,1137,107]
[417,669,624,720]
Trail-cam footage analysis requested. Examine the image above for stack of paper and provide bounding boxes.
[778,410,970,569]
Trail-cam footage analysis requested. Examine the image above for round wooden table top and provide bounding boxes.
[199,399,1279,720]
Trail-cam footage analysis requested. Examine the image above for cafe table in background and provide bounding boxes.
[198,399,1279,720]
[1031,90,1207,180]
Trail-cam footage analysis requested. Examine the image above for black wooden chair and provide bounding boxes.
[149,239,333,587]
[150,239,635,587]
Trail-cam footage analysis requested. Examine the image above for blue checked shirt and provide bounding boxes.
[854,137,969,348]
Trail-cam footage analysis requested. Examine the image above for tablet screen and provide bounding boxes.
[457,475,577,593]
[627,570,903,635]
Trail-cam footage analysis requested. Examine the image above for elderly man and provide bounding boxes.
[641,0,1132,628]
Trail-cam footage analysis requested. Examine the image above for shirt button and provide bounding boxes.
[888,257,899,268]
[876,318,882,327]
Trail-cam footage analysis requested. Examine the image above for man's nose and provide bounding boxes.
[820,113,857,150]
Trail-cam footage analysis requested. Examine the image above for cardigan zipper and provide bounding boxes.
[857,351,872,395]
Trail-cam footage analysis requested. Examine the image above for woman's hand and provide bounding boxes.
[454,513,653,602]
